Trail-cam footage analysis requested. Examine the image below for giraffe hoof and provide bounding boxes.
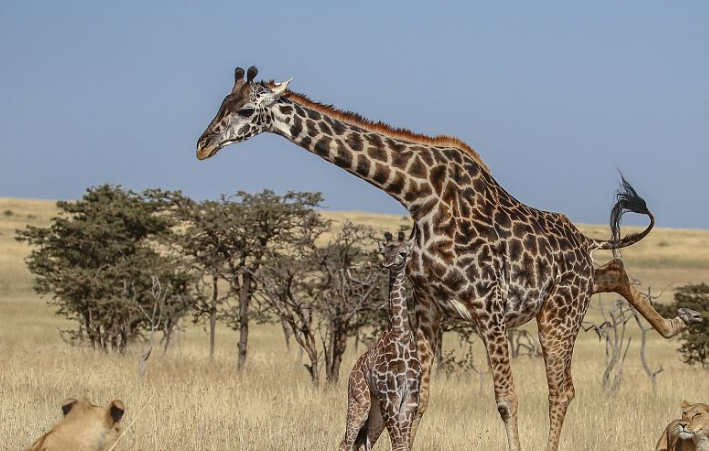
[678,308,703,326]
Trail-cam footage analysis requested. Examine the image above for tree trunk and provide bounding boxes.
[325,318,349,385]
[305,347,320,388]
[163,329,173,353]
[280,318,291,352]
[287,322,320,387]
[237,271,252,370]
[209,274,218,361]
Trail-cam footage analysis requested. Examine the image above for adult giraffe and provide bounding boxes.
[196,66,701,450]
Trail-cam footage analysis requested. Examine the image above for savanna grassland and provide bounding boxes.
[1,197,708,451]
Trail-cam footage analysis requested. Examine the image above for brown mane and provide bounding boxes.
[271,84,490,174]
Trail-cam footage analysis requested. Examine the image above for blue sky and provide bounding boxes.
[1,1,707,228]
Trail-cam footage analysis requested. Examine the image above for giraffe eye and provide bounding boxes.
[238,108,255,117]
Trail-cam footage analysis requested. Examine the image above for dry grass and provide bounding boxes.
[1,197,708,450]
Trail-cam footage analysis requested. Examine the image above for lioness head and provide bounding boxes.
[677,401,709,441]
[27,398,126,451]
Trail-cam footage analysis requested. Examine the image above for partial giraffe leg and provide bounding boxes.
[474,289,521,451]
[400,377,421,450]
[381,394,415,451]
[395,375,423,451]
[339,368,372,451]
[536,283,588,451]
[410,289,441,445]
[364,398,385,450]
[593,259,702,338]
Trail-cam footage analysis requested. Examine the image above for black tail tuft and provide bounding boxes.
[609,173,650,257]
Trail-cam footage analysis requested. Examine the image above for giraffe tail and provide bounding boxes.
[588,174,655,257]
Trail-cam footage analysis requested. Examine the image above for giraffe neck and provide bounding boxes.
[270,97,447,217]
[387,268,409,332]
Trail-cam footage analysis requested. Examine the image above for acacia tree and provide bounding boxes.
[135,272,198,381]
[171,197,233,360]
[16,185,195,352]
[150,263,200,352]
[255,216,384,386]
[316,222,382,384]
[221,190,323,370]
[252,210,329,384]
[257,253,324,385]
[169,189,322,367]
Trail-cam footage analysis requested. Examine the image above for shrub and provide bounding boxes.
[657,283,709,367]
[16,185,195,352]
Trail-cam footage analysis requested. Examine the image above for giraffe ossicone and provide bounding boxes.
[197,65,701,451]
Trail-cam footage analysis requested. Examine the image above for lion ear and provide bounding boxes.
[681,400,691,409]
[61,398,78,416]
[107,400,125,424]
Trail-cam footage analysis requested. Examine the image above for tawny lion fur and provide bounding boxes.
[656,402,709,451]
[25,398,125,451]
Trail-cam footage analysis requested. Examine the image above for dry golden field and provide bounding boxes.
[1,197,708,451]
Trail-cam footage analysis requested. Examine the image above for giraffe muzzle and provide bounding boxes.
[196,135,219,160]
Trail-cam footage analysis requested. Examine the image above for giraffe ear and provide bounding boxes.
[258,79,292,108]
[270,78,292,97]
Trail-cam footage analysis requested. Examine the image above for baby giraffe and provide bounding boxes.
[340,231,422,451]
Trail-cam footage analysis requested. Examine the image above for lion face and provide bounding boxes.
[27,398,125,451]
[677,401,709,441]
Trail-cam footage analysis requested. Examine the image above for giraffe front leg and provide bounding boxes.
[483,337,521,451]
[594,259,702,338]
[410,291,441,445]
[340,369,372,451]
[380,393,413,451]
[475,292,521,451]
[399,375,422,451]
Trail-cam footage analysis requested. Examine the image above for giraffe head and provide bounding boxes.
[196,66,291,160]
[378,231,412,271]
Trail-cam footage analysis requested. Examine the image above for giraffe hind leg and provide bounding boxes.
[340,371,372,451]
[593,259,702,338]
[537,283,586,451]
[362,397,385,451]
